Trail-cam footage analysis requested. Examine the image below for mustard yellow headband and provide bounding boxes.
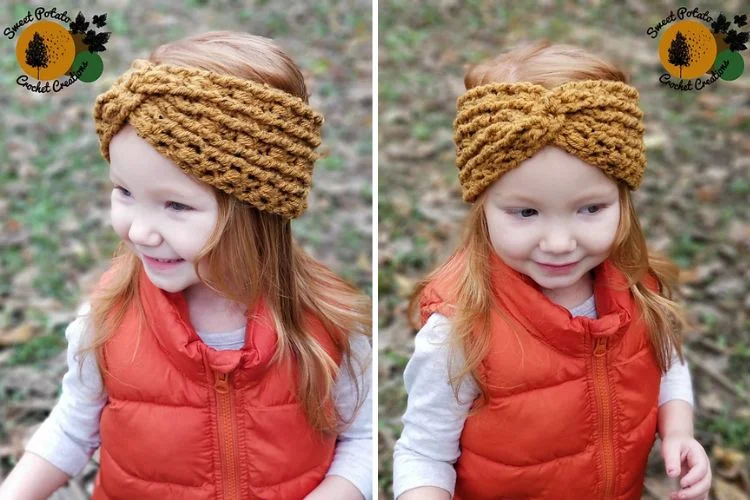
[453,80,646,202]
[93,59,324,219]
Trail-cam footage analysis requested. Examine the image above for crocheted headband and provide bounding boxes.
[453,80,646,202]
[94,59,323,219]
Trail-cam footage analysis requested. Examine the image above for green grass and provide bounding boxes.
[320,153,345,171]
[382,348,410,371]
[700,411,750,451]
[107,10,130,36]
[9,332,66,366]
[728,178,750,196]
[669,232,706,268]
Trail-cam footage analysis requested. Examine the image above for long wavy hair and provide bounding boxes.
[79,32,371,433]
[409,40,691,407]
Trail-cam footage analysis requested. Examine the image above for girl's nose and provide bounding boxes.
[539,224,577,254]
[128,214,162,247]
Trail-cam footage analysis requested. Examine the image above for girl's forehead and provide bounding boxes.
[109,127,214,198]
[489,146,617,201]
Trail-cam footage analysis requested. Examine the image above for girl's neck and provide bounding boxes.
[540,270,595,310]
[183,283,248,334]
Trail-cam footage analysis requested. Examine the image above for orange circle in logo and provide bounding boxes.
[15,20,76,81]
[658,20,717,80]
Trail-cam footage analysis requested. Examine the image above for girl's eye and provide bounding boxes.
[507,205,605,218]
[581,204,605,214]
[508,208,538,218]
[113,186,191,212]
[167,201,192,212]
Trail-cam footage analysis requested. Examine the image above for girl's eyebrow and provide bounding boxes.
[497,189,616,205]
[109,170,129,184]
[496,193,539,205]
[108,173,195,200]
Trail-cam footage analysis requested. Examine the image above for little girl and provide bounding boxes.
[393,41,711,500]
[0,31,372,499]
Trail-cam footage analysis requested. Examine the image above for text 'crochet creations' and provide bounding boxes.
[454,80,646,202]
[94,59,324,219]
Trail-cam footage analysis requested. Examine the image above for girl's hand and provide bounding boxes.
[661,434,712,500]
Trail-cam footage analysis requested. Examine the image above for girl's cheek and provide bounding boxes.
[495,236,534,260]
[110,204,130,241]
[168,224,209,261]
[487,223,534,260]
[585,211,620,252]
[585,232,616,253]
[185,213,220,255]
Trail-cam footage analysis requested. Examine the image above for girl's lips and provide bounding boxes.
[536,260,580,274]
[143,255,185,271]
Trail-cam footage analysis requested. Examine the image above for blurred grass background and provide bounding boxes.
[0,0,371,489]
[378,1,750,498]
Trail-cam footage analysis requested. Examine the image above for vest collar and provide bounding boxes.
[489,252,635,357]
[138,268,277,379]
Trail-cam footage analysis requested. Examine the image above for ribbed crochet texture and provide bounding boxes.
[454,80,646,202]
[94,59,324,219]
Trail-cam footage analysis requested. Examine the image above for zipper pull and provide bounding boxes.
[214,371,230,394]
[594,338,608,357]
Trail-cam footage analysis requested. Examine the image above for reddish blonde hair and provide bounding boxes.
[410,40,690,407]
[81,32,370,433]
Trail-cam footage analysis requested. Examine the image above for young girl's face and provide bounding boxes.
[108,125,219,294]
[483,146,621,303]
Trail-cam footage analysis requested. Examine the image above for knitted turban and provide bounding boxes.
[94,59,323,219]
[454,80,646,202]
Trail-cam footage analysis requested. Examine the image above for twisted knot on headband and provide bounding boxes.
[454,80,646,202]
[94,59,324,219]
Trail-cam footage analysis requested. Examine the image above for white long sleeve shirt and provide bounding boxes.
[392,293,694,498]
[25,302,373,499]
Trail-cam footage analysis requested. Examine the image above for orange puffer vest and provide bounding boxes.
[420,252,662,500]
[91,268,340,499]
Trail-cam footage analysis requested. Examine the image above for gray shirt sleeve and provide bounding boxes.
[392,309,694,499]
[392,313,478,498]
[658,352,694,407]
[326,332,373,499]
[25,303,105,477]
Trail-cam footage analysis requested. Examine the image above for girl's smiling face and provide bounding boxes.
[108,125,219,293]
[483,146,621,306]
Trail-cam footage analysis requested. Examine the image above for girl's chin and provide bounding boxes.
[143,272,191,293]
[529,267,584,287]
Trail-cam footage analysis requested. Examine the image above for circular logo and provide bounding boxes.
[71,51,104,82]
[659,20,717,79]
[15,20,76,81]
[714,50,745,81]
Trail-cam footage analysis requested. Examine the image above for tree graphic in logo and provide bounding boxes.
[658,20,717,80]
[668,31,691,79]
[25,32,49,81]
